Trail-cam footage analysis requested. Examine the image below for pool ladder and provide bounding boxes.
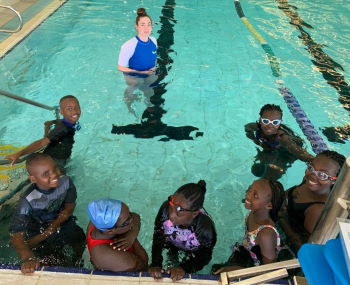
[0,5,23,33]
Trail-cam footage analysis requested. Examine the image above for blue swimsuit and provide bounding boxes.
[118,36,157,77]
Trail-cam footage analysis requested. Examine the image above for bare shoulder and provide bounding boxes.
[257,227,277,240]
[305,203,324,218]
[245,122,258,129]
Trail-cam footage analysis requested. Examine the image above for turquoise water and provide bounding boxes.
[0,0,349,272]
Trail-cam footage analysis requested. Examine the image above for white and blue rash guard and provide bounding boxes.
[118,36,157,75]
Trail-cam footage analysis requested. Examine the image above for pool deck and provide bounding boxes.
[0,268,221,285]
[0,0,66,58]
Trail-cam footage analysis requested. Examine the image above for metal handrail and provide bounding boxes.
[309,156,350,244]
[0,5,23,33]
[0,155,28,166]
[0,89,59,114]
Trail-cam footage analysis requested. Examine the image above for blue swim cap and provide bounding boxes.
[87,199,122,231]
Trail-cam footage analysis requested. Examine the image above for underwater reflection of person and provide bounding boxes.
[112,106,203,141]
[245,104,314,180]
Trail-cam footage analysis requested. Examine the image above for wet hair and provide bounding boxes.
[175,180,207,210]
[135,8,151,25]
[26,153,54,174]
[59,95,78,107]
[266,179,285,222]
[317,150,346,176]
[259,104,283,117]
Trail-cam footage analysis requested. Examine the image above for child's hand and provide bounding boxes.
[213,267,225,274]
[148,266,164,280]
[5,153,20,166]
[213,265,240,274]
[110,236,134,251]
[21,257,40,274]
[167,266,185,281]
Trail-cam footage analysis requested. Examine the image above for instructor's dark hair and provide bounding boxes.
[175,180,207,211]
[136,8,151,25]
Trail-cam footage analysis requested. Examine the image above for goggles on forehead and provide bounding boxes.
[306,164,337,181]
[168,195,198,213]
[260,117,282,126]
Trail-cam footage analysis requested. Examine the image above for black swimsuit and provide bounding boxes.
[287,185,325,234]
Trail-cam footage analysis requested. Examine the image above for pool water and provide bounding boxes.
[0,0,349,273]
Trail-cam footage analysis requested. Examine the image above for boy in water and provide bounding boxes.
[9,153,85,274]
[6,95,81,170]
[87,199,148,271]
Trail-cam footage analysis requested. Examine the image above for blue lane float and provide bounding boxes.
[234,0,328,154]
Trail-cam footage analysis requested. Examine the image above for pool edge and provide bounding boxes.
[0,0,67,59]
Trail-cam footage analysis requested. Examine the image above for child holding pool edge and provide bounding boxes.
[86,199,148,272]
[213,179,285,273]
[149,180,217,281]
[9,153,85,274]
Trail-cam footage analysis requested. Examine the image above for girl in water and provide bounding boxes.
[279,150,345,252]
[149,180,216,281]
[118,8,157,116]
[213,179,285,273]
[245,104,314,180]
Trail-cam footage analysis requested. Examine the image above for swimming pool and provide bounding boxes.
[0,0,349,272]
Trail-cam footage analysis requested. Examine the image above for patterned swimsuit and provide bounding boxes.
[241,224,281,266]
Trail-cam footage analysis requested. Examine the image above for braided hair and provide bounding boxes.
[266,179,285,222]
[175,180,207,211]
[317,150,346,176]
[259,104,283,117]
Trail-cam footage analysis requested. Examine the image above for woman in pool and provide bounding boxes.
[149,180,217,281]
[212,179,285,273]
[117,7,157,116]
[245,104,314,180]
[279,150,345,252]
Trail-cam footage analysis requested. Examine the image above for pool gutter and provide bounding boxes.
[0,265,220,285]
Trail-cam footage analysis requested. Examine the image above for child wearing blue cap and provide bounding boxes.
[149,180,217,281]
[9,153,85,274]
[87,198,148,272]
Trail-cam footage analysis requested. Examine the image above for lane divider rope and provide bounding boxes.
[234,0,328,154]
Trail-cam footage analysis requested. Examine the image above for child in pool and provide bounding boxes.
[279,150,345,253]
[118,7,157,116]
[86,199,148,271]
[212,179,285,273]
[149,180,217,281]
[245,104,314,180]
[9,153,85,274]
[6,95,81,170]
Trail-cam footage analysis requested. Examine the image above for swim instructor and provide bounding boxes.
[117,8,157,114]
